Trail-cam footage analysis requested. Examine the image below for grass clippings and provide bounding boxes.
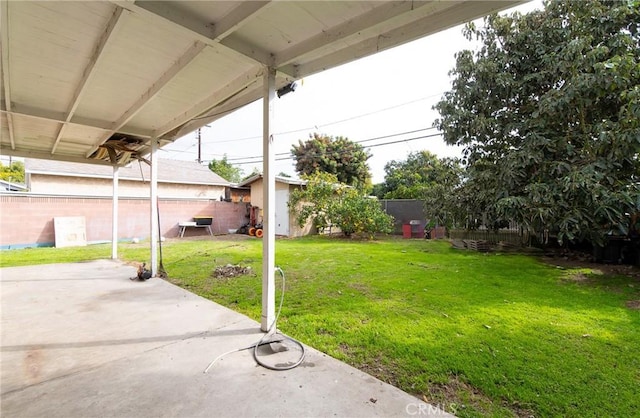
[212,264,253,279]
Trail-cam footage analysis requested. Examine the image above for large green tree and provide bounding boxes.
[374,151,463,200]
[435,0,640,244]
[291,133,371,189]
[208,154,244,183]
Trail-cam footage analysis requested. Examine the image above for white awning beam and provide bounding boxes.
[280,1,520,78]
[111,0,284,74]
[153,66,263,138]
[1,0,15,150]
[212,1,272,40]
[85,41,208,158]
[1,106,152,138]
[52,7,127,155]
[274,0,442,68]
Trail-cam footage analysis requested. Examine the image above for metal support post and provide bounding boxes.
[261,67,276,332]
[111,164,119,259]
[150,138,159,276]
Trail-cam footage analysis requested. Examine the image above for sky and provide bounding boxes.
[159,1,543,184]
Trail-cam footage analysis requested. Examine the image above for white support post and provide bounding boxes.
[261,66,276,332]
[150,138,159,276]
[111,164,119,259]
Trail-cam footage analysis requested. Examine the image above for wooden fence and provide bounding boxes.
[448,229,528,246]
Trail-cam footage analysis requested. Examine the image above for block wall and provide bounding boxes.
[0,194,249,248]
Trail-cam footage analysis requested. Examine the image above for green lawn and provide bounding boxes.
[2,236,639,417]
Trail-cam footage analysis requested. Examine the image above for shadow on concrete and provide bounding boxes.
[1,259,451,417]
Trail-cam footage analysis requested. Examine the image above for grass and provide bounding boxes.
[2,236,639,417]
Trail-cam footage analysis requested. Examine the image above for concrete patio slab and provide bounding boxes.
[1,260,451,417]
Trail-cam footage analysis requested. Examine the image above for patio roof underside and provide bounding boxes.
[0,0,521,166]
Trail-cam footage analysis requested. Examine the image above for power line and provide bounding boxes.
[165,93,445,158]
[199,92,445,145]
[227,131,444,166]
[223,127,437,163]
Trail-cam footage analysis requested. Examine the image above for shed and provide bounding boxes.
[239,174,311,237]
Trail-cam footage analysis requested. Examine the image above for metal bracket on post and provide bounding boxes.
[261,66,276,332]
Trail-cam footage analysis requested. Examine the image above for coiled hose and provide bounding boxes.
[204,267,305,373]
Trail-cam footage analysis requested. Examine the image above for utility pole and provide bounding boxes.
[196,128,202,164]
[196,125,210,164]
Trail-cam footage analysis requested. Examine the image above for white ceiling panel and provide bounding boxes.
[124,46,257,131]
[0,0,524,165]
[7,2,115,113]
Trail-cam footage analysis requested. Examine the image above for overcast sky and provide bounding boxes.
[159,1,543,184]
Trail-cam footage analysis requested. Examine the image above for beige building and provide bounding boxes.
[239,174,313,237]
[25,158,229,199]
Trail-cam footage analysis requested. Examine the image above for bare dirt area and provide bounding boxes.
[540,255,640,281]
[539,252,640,312]
[166,233,255,242]
[422,375,535,418]
[625,300,640,310]
[211,264,254,279]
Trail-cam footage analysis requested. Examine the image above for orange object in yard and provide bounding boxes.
[249,227,256,236]
[255,228,264,238]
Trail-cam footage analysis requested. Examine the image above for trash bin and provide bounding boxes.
[193,216,213,226]
[403,221,424,238]
[409,220,423,238]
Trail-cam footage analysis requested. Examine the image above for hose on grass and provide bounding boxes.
[203,267,305,373]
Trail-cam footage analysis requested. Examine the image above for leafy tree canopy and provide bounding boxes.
[374,151,463,200]
[289,172,393,238]
[291,133,371,189]
[208,154,244,183]
[0,161,25,183]
[434,0,640,245]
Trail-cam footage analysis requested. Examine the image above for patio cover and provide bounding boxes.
[0,0,523,329]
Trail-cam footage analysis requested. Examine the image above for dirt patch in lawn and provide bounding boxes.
[423,375,535,417]
[625,300,640,310]
[346,282,373,296]
[563,272,592,282]
[541,256,640,281]
[211,264,254,279]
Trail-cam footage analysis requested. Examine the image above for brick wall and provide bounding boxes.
[0,193,249,249]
